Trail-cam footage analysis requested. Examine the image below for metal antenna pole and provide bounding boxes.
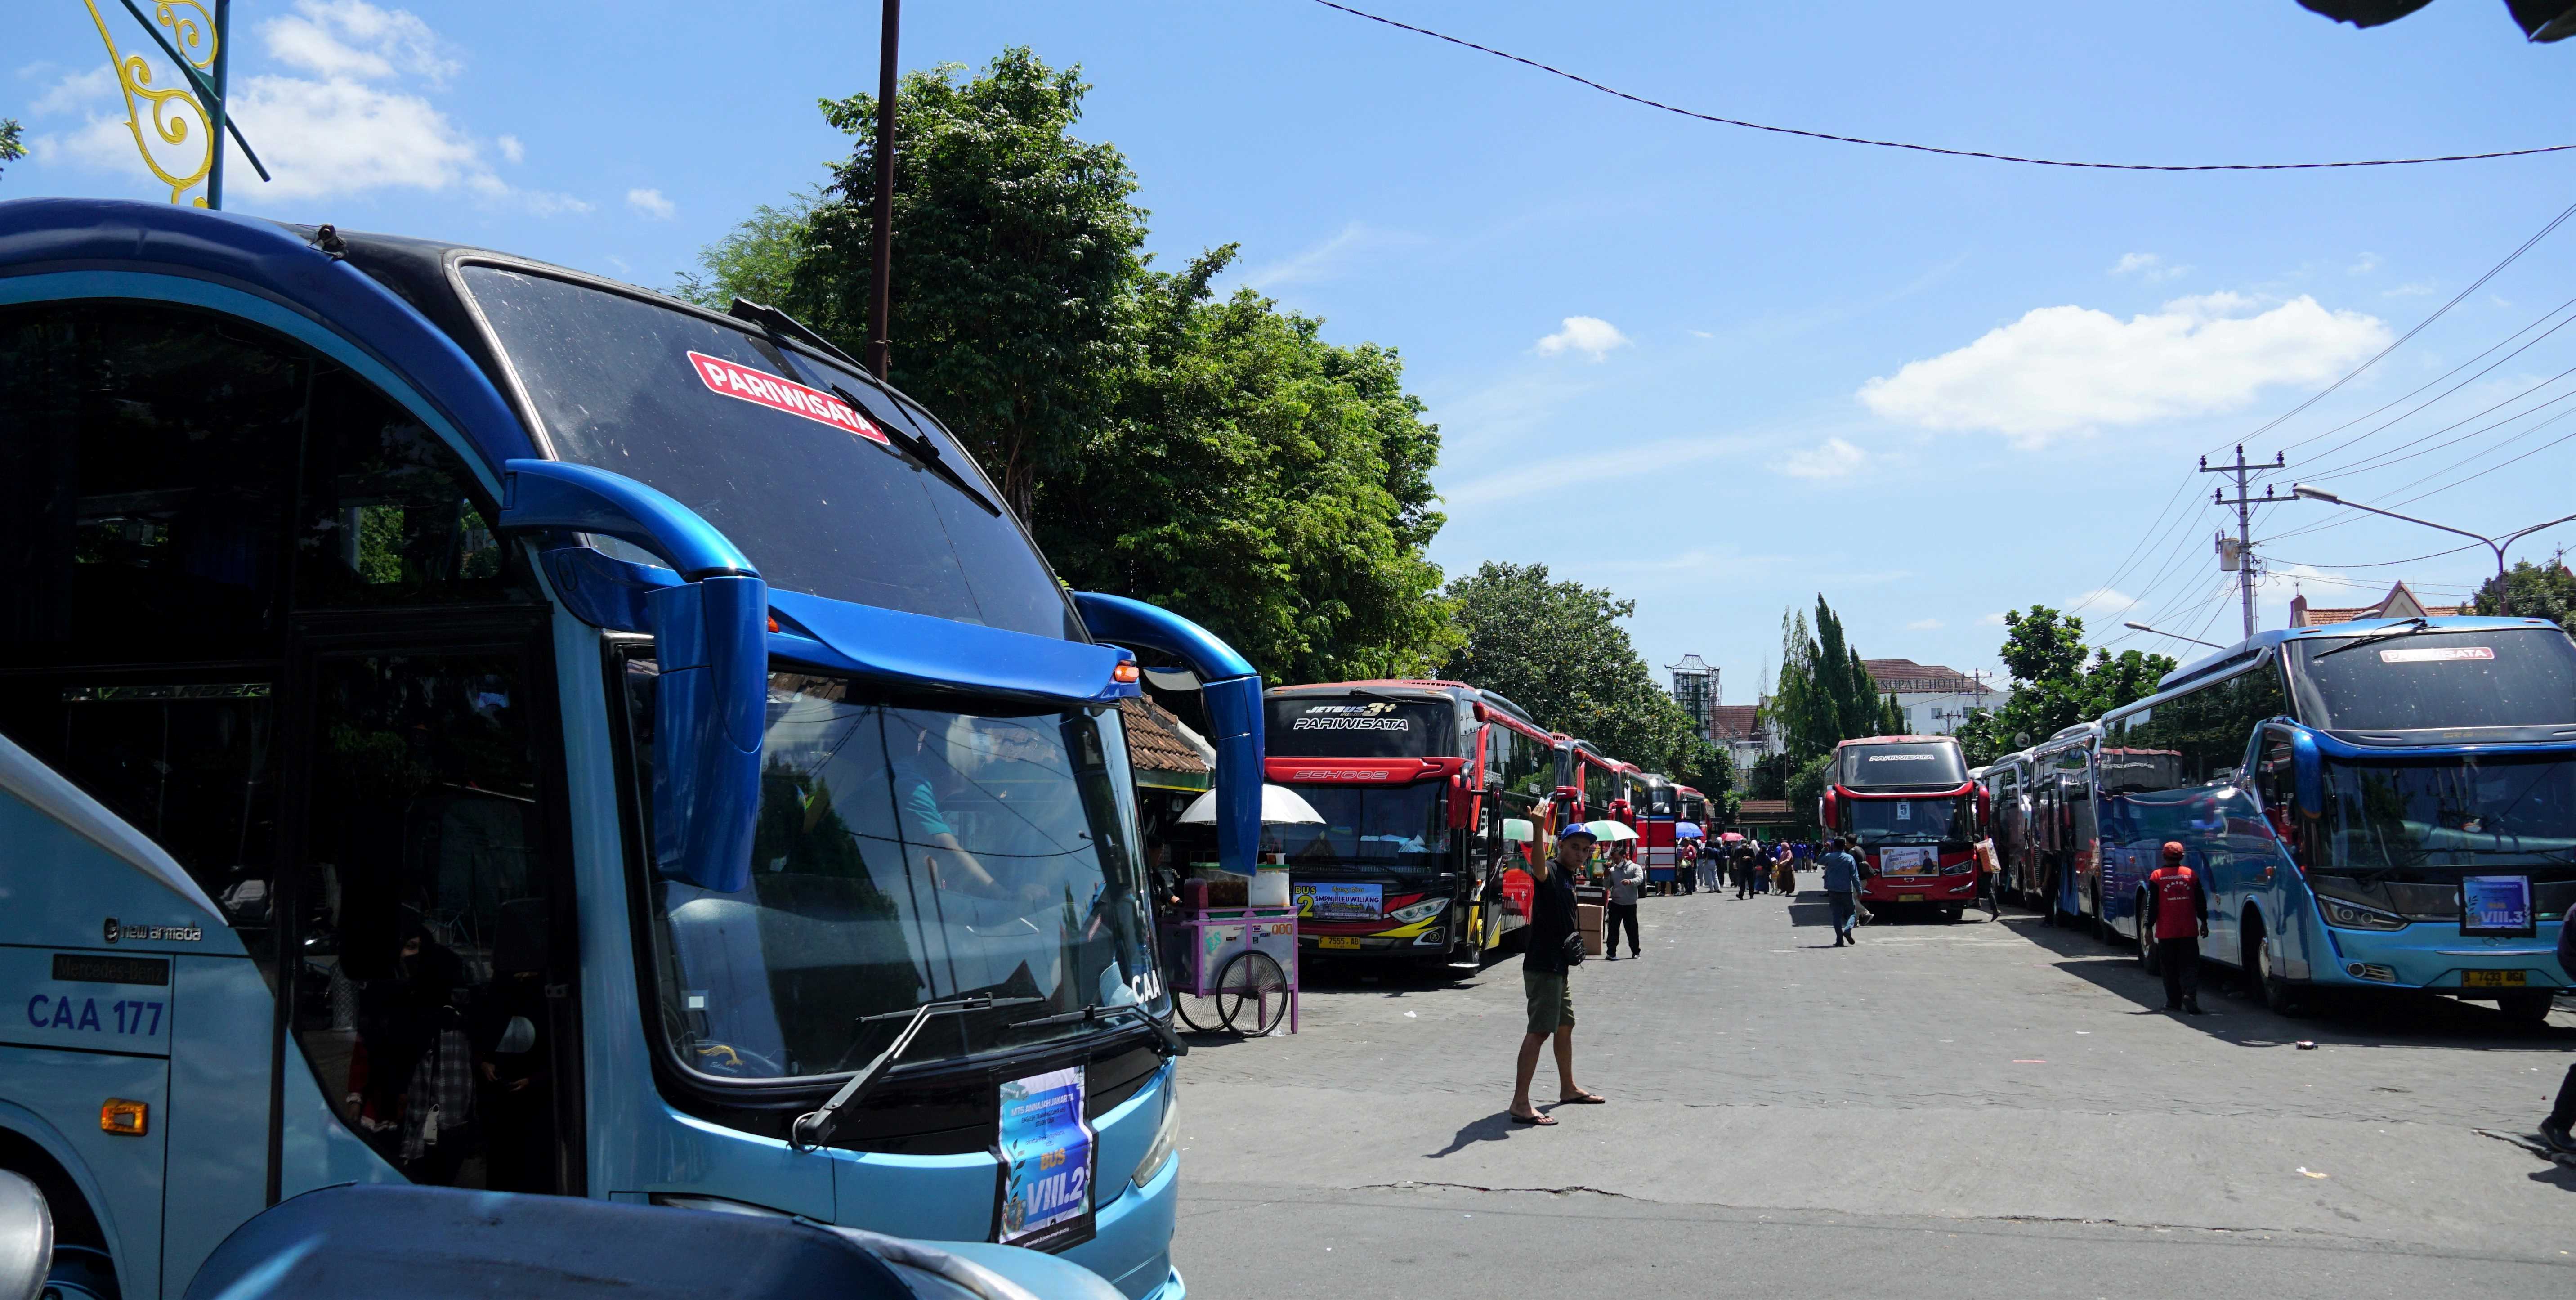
[866,0,901,380]
[2201,446,2286,641]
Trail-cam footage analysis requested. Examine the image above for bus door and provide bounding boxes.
[277,608,585,1205]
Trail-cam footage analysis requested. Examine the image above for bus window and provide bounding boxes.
[0,301,302,663]
[290,644,572,1195]
[295,368,531,608]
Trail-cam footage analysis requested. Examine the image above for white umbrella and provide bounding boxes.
[1178,783,1325,826]
[1583,819,1640,843]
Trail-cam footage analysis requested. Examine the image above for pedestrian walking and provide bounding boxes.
[2145,841,2209,1015]
[1510,824,1604,1126]
[1774,841,1797,898]
[1820,838,1863,945]
[1604,848,1645,959]
[1974,835,2003,919]
[1676,840,1696,895]
[2538,910,2576,1154]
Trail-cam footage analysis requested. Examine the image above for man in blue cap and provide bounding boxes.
[1509,821,1605,1125]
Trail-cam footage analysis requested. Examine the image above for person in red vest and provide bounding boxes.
[2147,841,2210,1015]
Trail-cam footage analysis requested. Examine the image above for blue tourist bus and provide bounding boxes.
[0,197,1261,1299]
[2071,617,2573,1018]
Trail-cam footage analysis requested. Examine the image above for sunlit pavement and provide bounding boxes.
[1170,891,2576,1298]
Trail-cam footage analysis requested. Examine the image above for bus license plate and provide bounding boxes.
[2462,969,2527,988]
[1317,937,1361,950]
[1898,894,1925,903]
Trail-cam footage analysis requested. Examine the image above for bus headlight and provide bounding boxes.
[1131,1081,1179,1189]
[2320,898,2406,931]
[1386,898,1449,924]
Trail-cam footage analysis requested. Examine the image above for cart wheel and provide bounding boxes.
[1216,950,1291,1036]
[1169,973,1223,1034]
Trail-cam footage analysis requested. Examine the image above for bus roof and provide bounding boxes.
[2156,615,2559,693]
[1831,734,1957,749]
[1265,679,1544,729]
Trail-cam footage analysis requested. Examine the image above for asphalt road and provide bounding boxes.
[1167,887,2576,1297]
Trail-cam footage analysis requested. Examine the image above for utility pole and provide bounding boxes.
[2200,445,2287,642]
[866,0,901,381]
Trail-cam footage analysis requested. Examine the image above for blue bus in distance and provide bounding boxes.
[2075,617,2574,1018]
[0,198,1259,1299]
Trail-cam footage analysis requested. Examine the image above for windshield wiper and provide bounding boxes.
[2314,617,2430,661]
[824,381,1004,517]
[729,297,869,374]
[1011,1002,1189,1058]
[790,993,1042,1151]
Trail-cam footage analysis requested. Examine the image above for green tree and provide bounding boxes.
[1442,561,1704,775]
[0,120,24,182]
[2469,557,2576,634]
[1042,245,1455,683]
[1879,691,1905,736]
[792,49,1146,520]
[672,190,819,308]
[1969,606,2175,762]
[1764,595,1886,762]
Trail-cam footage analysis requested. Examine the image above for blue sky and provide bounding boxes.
[13,1,2576,705]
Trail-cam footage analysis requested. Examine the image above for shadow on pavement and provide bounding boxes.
[2003,911,2576,1052]
[1423,1112,1521,1159]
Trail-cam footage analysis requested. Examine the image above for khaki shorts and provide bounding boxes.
[1523,967,1574,1035]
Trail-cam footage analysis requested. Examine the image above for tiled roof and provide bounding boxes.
[1707,704,1764,741]
[2288,581,2463,628]
[1118,698,1212,780]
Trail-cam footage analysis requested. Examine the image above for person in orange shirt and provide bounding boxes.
[2145,841,2210,1015]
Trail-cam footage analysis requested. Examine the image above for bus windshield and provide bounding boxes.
[1837,742,1968,789]
[1265,696,1451,759]
[1270,782,1452,874]
[625,661,1160,1081]
[460,266,1078,639]
[2320,753,2576,873]
[2291,627,2576,731]
[1847,794,1972,846]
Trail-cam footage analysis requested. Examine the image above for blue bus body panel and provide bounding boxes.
[161,957,275,1298]
[0,1052,166,1297]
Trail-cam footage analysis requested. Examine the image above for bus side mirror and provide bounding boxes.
[1976,786,1991,832]
[1448,775,1476,830]
[1071,592,1264,876]
[500,460,765,894]
[1820,789,1839,828]
[2290,729,2323,824]
[0,1170,51,1300]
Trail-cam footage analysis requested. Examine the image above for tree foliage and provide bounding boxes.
[792,49,1147,521]
[0,120,24,181]
[1040,245,1456,683]
[1766,595,1893,765]
[1953,606,2177,766]
[683,48,1455,684]
[1443,562,1713,780]
[2469,557,2576,634]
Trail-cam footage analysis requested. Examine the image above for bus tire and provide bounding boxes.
[2138,895,2161,975]
[2243,913,2303,1017]
[2496,991,2554,1026]
[0,1130,122,1300]
[2089,882,2110,943]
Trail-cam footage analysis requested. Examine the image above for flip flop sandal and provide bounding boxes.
[1556,1092,1607,1105]
[1510,1111,1558,1125]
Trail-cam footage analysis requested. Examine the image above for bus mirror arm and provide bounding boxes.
[2290,730,2323,825]
[1070,593,1266,877]
[499,460,765,895]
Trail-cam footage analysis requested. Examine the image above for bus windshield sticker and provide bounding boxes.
[1894,801,1912,820]
[2379,646,2493,664]
[995,1066,1095,1251]
[686,351,891,446]
[1295,882,1384,920]
[2461,875,2536,938]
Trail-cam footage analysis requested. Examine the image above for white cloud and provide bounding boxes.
[228,72,483,199]
[1534,316,1630,362]
[1978,612,2008,627]
[1906,618,1943,630]
[1238,222,1421,291]
[1859,292,2389,446]
[626,188,675,219]
[2384,280,2438,298]
[1770,436,1866,480]
[2110,252,2187,282]
[2066,587,2137,616]
[31,66,113,117]
[2350,252,2382,275]
[497,134,524,164]
[266,0,459,86]
[1445,435,1747,507]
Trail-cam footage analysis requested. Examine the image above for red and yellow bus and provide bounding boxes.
[1264,681,1561,968]
[1820,735,1987,922]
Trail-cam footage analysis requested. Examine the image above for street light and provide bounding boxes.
[2288,485,2576,613]
[2123,620,2225,650]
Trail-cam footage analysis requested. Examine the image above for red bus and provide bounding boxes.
[1820,735,1988,922]
[1264,680,1561,967]
[1632,771,1679,889]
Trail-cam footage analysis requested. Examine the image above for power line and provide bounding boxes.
[2284,294,2576,473]
[1308,0,2576,170]
[2262,541,2484,570]
[2300,363,2576,484]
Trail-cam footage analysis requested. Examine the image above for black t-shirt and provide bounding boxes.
[1524,865,1579,974]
